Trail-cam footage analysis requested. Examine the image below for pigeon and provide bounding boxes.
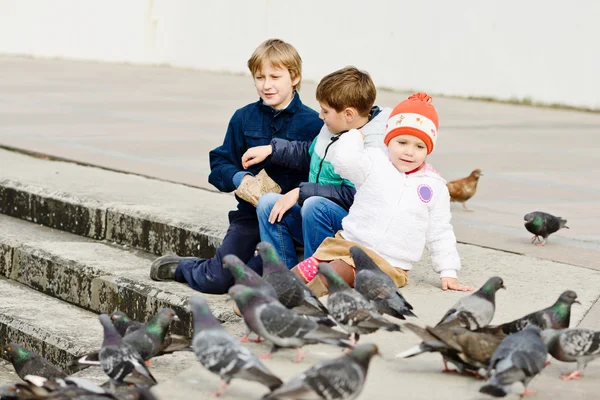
[3,343,67,380]
[110,311,144,337]
[228,284,351,363]
[396,317,501,375]
[188,296,282,396]
[223,254,277,343]
[263,343,379,400]
[498,290,579,334]
[223,254,277,298]
[541,328,600,381]
[425,322,503,371]
[98,314,157,390]
[318,262,401,345]
[350,246,416,320]
[480,326,548,398]
[255,242,334,325]
[437,276,505,329]
[4,375,158,400]
[524,211,569,246]
[120,308,180,361]
[447,169,483,211]
[77,309,186,369]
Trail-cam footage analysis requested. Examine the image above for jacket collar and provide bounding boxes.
[257,91,301,116]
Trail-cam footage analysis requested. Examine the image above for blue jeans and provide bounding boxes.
[256,193,348,269]
[174,210,263,294]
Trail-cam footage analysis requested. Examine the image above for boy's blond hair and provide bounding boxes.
[247,39,303,91]
[316,66,376,117]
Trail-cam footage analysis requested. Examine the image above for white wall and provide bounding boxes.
[1,0,598,109]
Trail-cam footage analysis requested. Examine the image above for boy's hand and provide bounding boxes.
[242,145,272,169]
[441,278,474,292]
[269,188,300,223]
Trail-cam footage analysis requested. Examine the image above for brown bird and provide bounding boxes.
[447,169,483,211]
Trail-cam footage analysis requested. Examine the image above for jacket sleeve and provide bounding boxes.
[297,182,356,211]
[270,138,311,173]
[208,111,245,193]
[328,129,375,188]
[425,185,461,279]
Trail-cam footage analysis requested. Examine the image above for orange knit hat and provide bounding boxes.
[383,92,439,154]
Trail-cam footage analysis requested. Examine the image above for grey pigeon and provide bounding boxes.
[6,375,158,400]
[189,296,282,396]
[498,290,579,334]
[228,284,351,363]
[524,211,569,246]
[256,242,332,319]
[350,246,416,320]
[121,308,180,361]
[223,254,277,298]
[224,254,277,343]
[437,276,505,329]
[110,311,144,337]
[318,262,401,345]
[77,309,186,368]
[480,326,548,397]
[3,343,67,380]
[541,328,600,380]
[263,343,379,400]
[98,314,157,390]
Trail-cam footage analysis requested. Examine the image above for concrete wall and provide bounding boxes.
[1,0,598,109]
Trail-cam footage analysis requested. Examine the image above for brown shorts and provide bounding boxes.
[313,231,409,288]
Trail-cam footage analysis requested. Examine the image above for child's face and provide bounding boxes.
[387,135,428,172]
[253,62,299,110]
[318,102,348,134]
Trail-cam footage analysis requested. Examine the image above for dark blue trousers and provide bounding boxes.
[174,210,263,294]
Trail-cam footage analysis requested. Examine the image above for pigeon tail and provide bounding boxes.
[559,218,569,229]
[479,383,508,397]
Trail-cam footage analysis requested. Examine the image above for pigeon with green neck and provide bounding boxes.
[98,314,157,391]
[223,254,277,343]
[498,290,579,335]
[524,211,569,246]
[3,343,67,380]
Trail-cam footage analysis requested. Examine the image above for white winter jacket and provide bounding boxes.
[330,129,461,279]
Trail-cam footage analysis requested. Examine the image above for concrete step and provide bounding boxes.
[0,148,235,258]
[0,213,236,336]
[0,277,199,388]
[0,277,101,374]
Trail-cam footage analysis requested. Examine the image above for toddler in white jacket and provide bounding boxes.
[295,92,473,293]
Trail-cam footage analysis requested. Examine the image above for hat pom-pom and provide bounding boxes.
[408,92,432,103]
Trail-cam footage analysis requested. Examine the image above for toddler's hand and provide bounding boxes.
[242,145,272,169]
[441,277,474,292]
[269,188,300,223]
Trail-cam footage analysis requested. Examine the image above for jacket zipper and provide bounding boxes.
[316,135,341,184]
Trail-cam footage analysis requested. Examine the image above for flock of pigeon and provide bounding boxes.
[446,169,570,246]
[1,242,598,399]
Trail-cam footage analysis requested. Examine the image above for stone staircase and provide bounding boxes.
[0,148,239,386]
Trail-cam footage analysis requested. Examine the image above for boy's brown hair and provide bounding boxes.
[316,66,376,117]
[247,39,303,91]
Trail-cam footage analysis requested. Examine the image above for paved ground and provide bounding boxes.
[1,55,599,269]
[1,56,600,398]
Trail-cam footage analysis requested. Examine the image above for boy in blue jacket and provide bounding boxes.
[149,39,322,294]
[242,66,390,271]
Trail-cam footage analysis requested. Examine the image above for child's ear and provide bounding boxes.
[343,107,357,122]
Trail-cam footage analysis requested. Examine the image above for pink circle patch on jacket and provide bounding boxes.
[417,184,433,203]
